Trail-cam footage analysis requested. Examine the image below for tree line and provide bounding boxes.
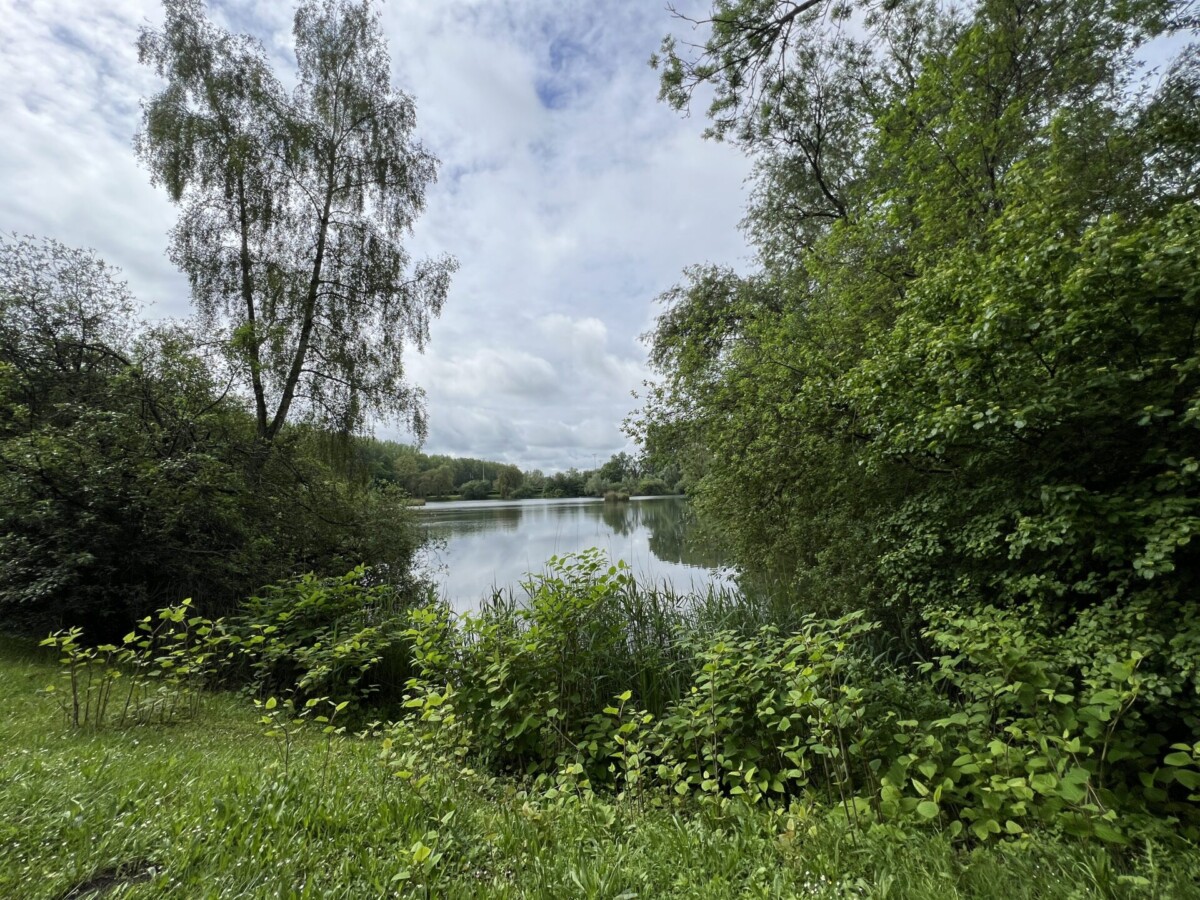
[353,441,684,500]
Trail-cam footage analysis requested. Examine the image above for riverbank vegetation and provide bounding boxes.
[3,0,1200,894]
[352,439,684,501]
[0,235,426,638]
[628,0,1200,877]
[8,553,1200,897]
[9,636,1199,899]
[641,0,1200,633]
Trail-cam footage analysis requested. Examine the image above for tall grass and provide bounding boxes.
[472,561,773,718]
[465,549,868,721]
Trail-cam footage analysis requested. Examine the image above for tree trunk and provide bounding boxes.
[265,158,336,442]
[237,174,271,440]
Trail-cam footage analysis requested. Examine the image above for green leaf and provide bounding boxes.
[1092,822,1128,845]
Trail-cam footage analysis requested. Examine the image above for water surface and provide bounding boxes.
[417,496,733,610]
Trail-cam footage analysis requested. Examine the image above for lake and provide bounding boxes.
[417,495,734,610]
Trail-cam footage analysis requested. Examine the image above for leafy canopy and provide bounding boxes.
[640,0,1200,639]
[137,0,455,442]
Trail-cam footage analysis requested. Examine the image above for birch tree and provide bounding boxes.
[137,0,454,442]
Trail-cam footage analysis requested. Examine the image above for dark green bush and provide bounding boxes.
[0,237,426,636]
[458,479,492,500]
[400,554,1200,843]
[407,552,634,770]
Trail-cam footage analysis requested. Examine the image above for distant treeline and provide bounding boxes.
[351,440,685,501]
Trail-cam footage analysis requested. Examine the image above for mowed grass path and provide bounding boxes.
[2,638,1198,899]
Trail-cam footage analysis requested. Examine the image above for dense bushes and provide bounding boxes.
[618,0,1200,849]
[31,547,1200,847]
[457,479,492,500]
[0,236,424,635]
[232,567,421,706]
[397,552,1200,843]
[640,0,1200,639]
[39,565,427,726]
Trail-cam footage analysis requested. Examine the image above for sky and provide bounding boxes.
[0,0,754,473]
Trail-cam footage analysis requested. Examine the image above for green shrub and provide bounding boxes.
[636,477,670,496]
[458,479,492,501]
[399,554,1200,843]
[650,613,884,809]
[233,567,416,709]
[0,238,427,638]
[876,604,1199,843]
[39,599,231,728]
[404,552,638,772]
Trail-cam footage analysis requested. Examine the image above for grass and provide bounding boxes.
[2,636,1199,899]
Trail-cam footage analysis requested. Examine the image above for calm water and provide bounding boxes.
[417,496,734,610]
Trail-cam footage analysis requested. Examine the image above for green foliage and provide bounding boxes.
[891,606,1159,843]
[254,694,348,782]
[650,613,881,809]
[397,555,1200,845]
[493,463,524,499]
[0,235,426,634]
[854,199,1200,619]
[404,551,659,772]
[458,478,492,500]
[137,0,455,441]
[351,436,683,501]
[38,600,230,728]
[11,644,1200,899]
[641,0,1200,680]
[233,566,416,708]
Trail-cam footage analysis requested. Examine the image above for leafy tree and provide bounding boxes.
[584,471,610,498]
[0,236,423,635]
[459,479,492,501]
[598,451,640,485]
[137,0,455,443]
[521,469,547,498]
[0,237,244,630]
[492,464,523,499]
[640,0,1200,641]
[417,464,453,499]
[543,468,586,498]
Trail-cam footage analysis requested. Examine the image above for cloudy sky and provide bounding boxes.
[0,0,753,472]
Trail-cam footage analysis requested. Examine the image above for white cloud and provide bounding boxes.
[0,0,753,470]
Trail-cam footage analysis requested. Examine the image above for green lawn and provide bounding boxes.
[2,638,1197,899]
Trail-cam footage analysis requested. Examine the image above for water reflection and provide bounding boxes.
[417,496,732,610]
[423,502,525,534]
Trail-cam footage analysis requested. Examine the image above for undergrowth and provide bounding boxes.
[3,635,1200,899]
[14,550,1200,897]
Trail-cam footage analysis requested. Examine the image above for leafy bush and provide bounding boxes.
[401,554,896,795]
[406,552,638,771]
[400,554,1200,843]
[458,479,492,500]
[637,477,670,496]
[233,567,417,709]
[39,600,231,728]
[0,236,426,637]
